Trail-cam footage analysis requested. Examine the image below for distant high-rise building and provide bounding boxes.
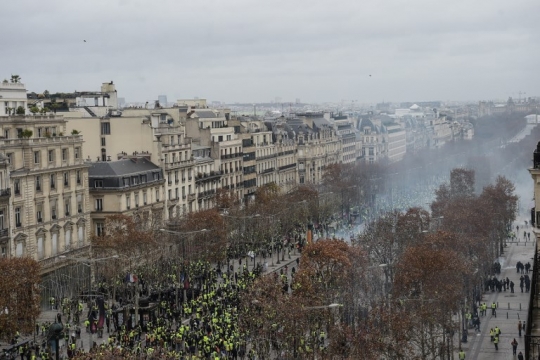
[158,95,167,107]
[295,98,301,104]
[275,97,282,104]
[117,97,126,108]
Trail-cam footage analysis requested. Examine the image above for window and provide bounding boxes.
[101,122,110,135]
[141,175,147,183]
[175,188,179,199]
[1,246,5,258]
[135,194,139,207]
[15,207,21,227]
[75,147,80,159]
[36,176,41,191]
[34,151,40,164]
[95,222,105,237]
[37,236,44,259]
[94,180,103,188]
[51,200,57,219]
[76,171,81,185]
[78,225,84,245]
[126,195,131,209]
[155,189,160,202]
[132,176,139,185]
[62,148,68,161]
[143,192,147,205]
[65,229,71,248]
[48,150,55,162]
[4,129,9,139]
[14,179,20,195]
[64,172,69,187]
[77,194,83,213]
[16,242,23,257]
[123,177,130,186]
[0,211,3,231]
[168,189,172,200]
[36,204,43,223]
[101,137,106,146]
[51,233,58,256]
[65,199,70,216]
[95,198,103,211]
[50,174,56,190]
[6,153,12,164]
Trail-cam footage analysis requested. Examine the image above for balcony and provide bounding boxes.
[279,163,297,171]
[257,154,277,161]
[0,188,10,197]
[197,189,216,199]
[164,159,194,170]
[0,135,84,147]
[195,171,222,183]
[187,193,196,202]
[0,229,8,239]
[261,167,275,174]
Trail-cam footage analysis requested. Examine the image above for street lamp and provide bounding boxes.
[159,228,210,308]
[302,303,343,310]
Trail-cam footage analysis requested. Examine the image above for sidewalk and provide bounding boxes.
[457,226,535,359]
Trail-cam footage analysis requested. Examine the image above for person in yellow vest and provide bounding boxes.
[491,302,497,317]
[489,328,495,341]
[459,349,466,359]
[494,335,499,350]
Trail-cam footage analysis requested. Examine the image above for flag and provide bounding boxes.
[125,273,138,283]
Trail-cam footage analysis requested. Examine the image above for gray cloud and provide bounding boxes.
[2,0,539,104]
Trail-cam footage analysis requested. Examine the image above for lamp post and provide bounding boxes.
[302,303,343,310]
[300,303,343,358]
[159,228,210,309]
[341,185,357,225]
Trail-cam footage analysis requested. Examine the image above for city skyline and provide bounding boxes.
[2,0,539,104]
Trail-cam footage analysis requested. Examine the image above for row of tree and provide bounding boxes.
[235,168,518,359]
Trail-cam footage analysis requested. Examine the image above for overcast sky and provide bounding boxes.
[2,0,539,104]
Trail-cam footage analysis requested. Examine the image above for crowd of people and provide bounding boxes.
[3,238,305,360]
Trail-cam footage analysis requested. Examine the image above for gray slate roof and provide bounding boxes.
[89,158,160,177]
